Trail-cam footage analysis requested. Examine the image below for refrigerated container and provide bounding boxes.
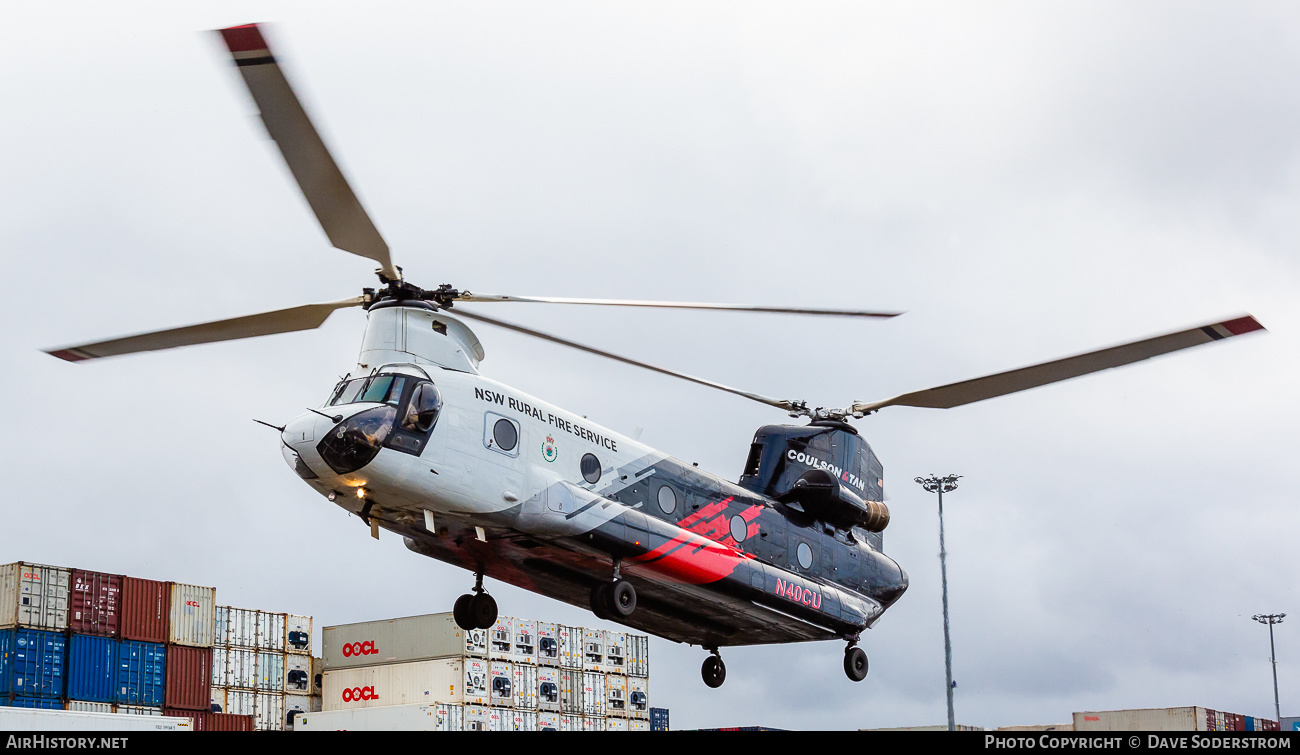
[120,578,168,643]
[164,645,212,711]
[225,689,255,717]
[513,663,538,710]
[70,570,121,637]
[604,631,627,674]
[512,619,537,665]
[255,651,284,692]
[285,615,312,655]
[285,694,312,729]
[464,704,489,731]
[0,563,70,631]
[210,686,224,713]
[224,648,257,689]
[323,658,485,710]
[322,613,483,670]
[115,640,165,706]
[605,673,627,717]
[1073,707,1226,731]
[582,671,606,717]
[217,606,258,648]
[255,691,285,731]
[211,647,226,687]
[0,707,191,731]
[167,583,215,648]
[295,702,464,731]
[463,658,489,706]
[66,700,113,713]
[311,656,324,694]
[509,709,538,731]
[558,624,581,669]
[560,668,583,715]
[485,706,508,731]
[67,634,117,703]
[583,716,605,731]
[628,676,648,719]
[582,628,605,672]
[630,719,650,732]
[538,666,561,712]
[257,611,286,652]
[561,714,581,731]
[0,628,66,699]
[489,660,513,706]
[284,653,311,694]
[538,711,562,731]
[626,633,649,677]
[489,616,513,661]
[607,717,628,731]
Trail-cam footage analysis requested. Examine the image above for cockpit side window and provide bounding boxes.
[360,375,395,404]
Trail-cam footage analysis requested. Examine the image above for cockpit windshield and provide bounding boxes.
[328,375,406,407]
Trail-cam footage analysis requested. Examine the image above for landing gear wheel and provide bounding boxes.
[609,580,637,618]
[844,646,869,682]
[453,594,474,630]
[701,655,726,688]
[590,582,613,621]
[469,592,498,629]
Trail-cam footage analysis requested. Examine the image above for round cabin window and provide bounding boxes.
[729,515,747,543]
[493,418,518,451]
[580,453,601,484]
[797,542,813,569]
[657,485,677,515]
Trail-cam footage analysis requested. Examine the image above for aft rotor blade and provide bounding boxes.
[452,308,803,413]
[217,24,397,280]
[852,315,1265,414]
[45,296,365,362]
[456,293,902,319]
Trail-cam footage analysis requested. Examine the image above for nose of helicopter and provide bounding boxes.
[873,554,909,609]
[279,410,338,478]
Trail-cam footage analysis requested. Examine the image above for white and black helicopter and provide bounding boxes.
[47,24,1265,688]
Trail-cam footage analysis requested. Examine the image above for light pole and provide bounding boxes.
[915,473,961,732]
[1252,613,1285,723]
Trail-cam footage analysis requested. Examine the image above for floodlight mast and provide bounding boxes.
[1251,613,1285,723]
[915,474,962,732]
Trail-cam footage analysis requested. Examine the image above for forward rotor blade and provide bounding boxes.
[852,315,1265,414]
[45,296,365,362]
[456,293,901,319]
[452,308,803,413]
[217,24,397,280]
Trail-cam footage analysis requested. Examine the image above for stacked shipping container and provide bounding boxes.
[301,612,651,731]
[210,605,320,730]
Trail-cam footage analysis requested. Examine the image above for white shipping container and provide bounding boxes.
[463,658,489,705]
[486,706,508,731]
[583,671,606,717]
[489,660,513,706]
[225,690,255,717]
[512,619,537,665]
[258,611,286,653]
[210,687,225,714]
[255,692,286,732]
[311,656,324,695]
[219,606,259,648]
[630,719,650,732]
[604,631,627,673]
[488,616,514,661]
[117,706,163,716]
[0,562,70,631]
[211,648,226,686]
[294,703,464,731]
[536,622,560,666]
[1073,707,1212,731]
[324,659,479,710]
[168,582,216,648]
[628,676,649,719]
[510,709,538,731]
[538,712,563,731]
[538,666,561,712]
[558,624,582,669]
[256,651,285,692]
[465,705,489,732]
[562,714,581,732]
[225,648,258,689]
[583,716,605,732]
[0,708,191,731]
[284,654,312,694]
[607,717,628,731]
[286,614,313,655]
[285,694,312,729]
[605,673,627,716]
[560,668,583,715]
[322,613,482,670]
[66,701,114,713]
[513,663,538,710]
[582,628,605,672]
[626,634,649,677]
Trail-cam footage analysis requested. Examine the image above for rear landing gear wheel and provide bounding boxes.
[590,582,613,621]
[469,592,497,629]
[701,654,726,688]
[609,580,637,618]
[844,646,868,682]
[453,594,474,630]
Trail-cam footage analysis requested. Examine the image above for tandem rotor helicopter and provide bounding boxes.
[47,24,1265,688]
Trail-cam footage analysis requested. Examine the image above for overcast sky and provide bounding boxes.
[3,2,1298,730]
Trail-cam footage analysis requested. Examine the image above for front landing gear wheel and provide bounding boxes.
[844,646,868,682]
[469,592,497,629]
[701,655,726,688]
[610,580,637,618]
[590,582,613,621]
[453,594,474,630]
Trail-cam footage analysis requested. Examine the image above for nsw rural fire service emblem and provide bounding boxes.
[542,435,558,462]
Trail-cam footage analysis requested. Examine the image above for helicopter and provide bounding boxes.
[45,23,1265,688]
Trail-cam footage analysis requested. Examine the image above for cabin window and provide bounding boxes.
[580,453,601,484]
[729,515,747,543]
[797,542,814,569]
[657,485,677,515]
[483,413,520,457]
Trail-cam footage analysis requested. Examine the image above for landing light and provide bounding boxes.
[357,487,367,499]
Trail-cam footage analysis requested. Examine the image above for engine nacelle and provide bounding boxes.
[779,468,891,532]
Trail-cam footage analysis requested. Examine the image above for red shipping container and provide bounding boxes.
[165,645,212,711]
[165,709,253,731]
[121,577,169,643]
[70,569,122,637]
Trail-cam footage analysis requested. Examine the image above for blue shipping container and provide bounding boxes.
[650,706,670,731]
[67,635,118,703]
[116,640,165,706]
[3,697,63,709]
[0,629,66,699]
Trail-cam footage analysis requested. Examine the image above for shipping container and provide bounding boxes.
[4,696,62,709]
[628,676,649,719]
[225,689,255,717]
[486,706,508,731]
[630,718,649,732]
[510,709,538,731]
[464,658,489,705]
[1074,707,1221,731]
[285,615,312,655]
[538,711,562,731]
[116,641,165,706]
[559,624,582,669]
[211,647,226,687]
[67,634,117,703]
[218,606,258,648]
[67,700,114,713]
[607,717,628,731]
[323,658,479,710]
[649,706,669,731]
[285,653,311,694]
[513,619,537,665]
[582,628,605,672]
[224,648,257,689]
[167,583,216,648]
[118,705,163,715]
[256,651,284,692]
[537,622,560,666]
[561,714,581,731]
[164,645,212,711]
[210,686,224,713]
[560,668,583,715]
[0,707,191,731]
[538,666,561,712]
[1283,716,1300,732]
[605,631,627,674]
[311,656,324,694]
[513,663,538,710]
[605,673,627,717]
[166,709,253,731]
[464,704,489,731]
[489,660,513,706]
[583,715,605,732]
[285,694,312,729]
[0,562,70,631]
[120,578,168,643]
[255,691,285,731]
[627,634,649,677]
[0,628,66,699]
[295,702,464,731]
[582,671,606,717]
[489,616,514,661]
[70,570,122,637]
[257,611,286,653]
[322,613,483,670]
